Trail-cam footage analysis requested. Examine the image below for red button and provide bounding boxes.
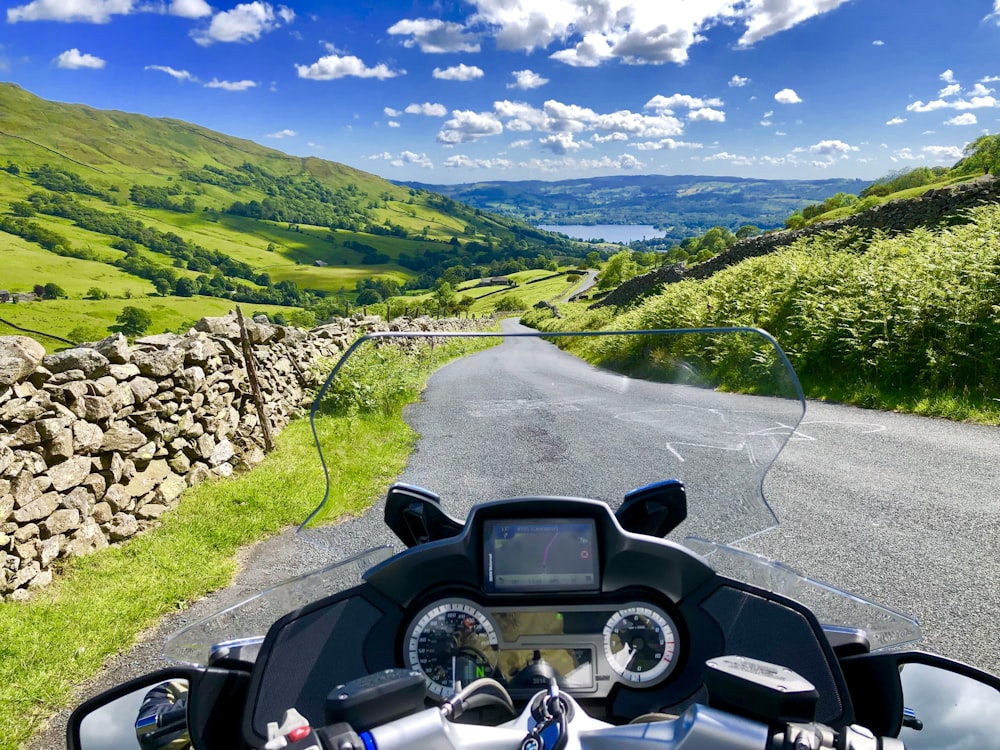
[289,726,311,742]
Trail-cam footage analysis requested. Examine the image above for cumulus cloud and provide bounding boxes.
[760,110,774,126]
[267,128,296,138]
[940,69,957,84]
[872,39,884,46]
[387,18,480,53]
[391,150,433,168]
[886,116,905,125]
[169,0,211,18]
[906,95,999,112]
[645,93,724,113]
[192,2,294,46]
[945,113,977,126]
[807,139,857,159]
[494,98,686,141]
[460,0,850,68]
[519,154,645,172]
[923,145,963,160]
[388,121,401,128]
[539,132,591,154]
[443,155,513,169]
[938,83,961,97]
[437,110,504,144]
[631,138,701,151]
[9,0,133,23]
[205,78,257,91]
[146,64,196,82]
[432,64,484,81]
[774,88,802,104]
[689,107,725,122]
[508,69,549,90]
[729,75,750,87]
[54,48,105,69]
[296,55,403,81]
[384,107,401,117]
[592,132,629,143]
[701,151,756,166]
[405,102,448,116]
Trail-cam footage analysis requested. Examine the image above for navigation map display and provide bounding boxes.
[483,518,599,593]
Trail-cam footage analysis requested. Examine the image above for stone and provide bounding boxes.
[41,509,80,537]
[154,473,186,505]
[0,336,45,386]
[13,493,59,523]
[108,513,139,541]
[209,438,235,467]
[39,536,61,567]
[195,315,240,339]
[168,452,191,475]
[82,395,114,422]
[65,519,108,556]
[89,333,131,364]
[109,363,141,381]
[43,430,74,462]
[28,570,53,589]
[92,375,119,396]
[10,423,41,448]
[110,383,136,410]
[135,332,182,348]
[11,561,41,590]
[124,459,170,498]
[195,433,216,459]
[183,336,222,365]
[0,483,12,523]
[47,455,92,492]
[12,523,38,543]
[130,377,158,404]
[73,421,105,453]
[82,473,107,498]
[133,348,185,378]
[61,486,94,515]
[186,463,213,486]
[101,425,147,452]
[44,347,110,377]
[92,502,113,524]
[135,442,157,462]
[35,416,74,441]
[103,484,131,513]
[136,503,167,519]
[176,366,206,391]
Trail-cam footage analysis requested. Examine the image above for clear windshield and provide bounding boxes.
[164,324,920,665]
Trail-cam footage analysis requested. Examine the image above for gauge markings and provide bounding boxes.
[603,605,679,685]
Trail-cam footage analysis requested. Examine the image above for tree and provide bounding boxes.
[958,133,1000,175]
[112,306,152,337]
[174,277,197,297]
[87,287,110,300]
[597,250,640,291]
[42,282,67,299]
[356,288,381,305]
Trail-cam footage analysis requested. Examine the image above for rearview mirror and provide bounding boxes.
[68,667,249,750]
[841,650,1000,746]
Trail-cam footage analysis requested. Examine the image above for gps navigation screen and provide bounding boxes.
[483,519,599,593]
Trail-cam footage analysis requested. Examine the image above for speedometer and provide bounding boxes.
[405,599,500,698]
[603,604,679,685]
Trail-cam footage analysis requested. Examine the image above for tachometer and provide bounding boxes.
[405,599,500,698]
[603,605,679,685]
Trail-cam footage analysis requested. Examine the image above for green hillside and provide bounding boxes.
[0,83,579,345]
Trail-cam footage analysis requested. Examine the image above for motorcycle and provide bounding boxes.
[66,325,1000,750]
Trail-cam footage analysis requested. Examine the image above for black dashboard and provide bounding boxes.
[240,498,853,746]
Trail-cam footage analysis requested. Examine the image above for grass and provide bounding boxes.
[0,333,493,750]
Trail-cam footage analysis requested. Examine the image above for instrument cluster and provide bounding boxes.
[403,597,682,700]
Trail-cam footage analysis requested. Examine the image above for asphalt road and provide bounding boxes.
[37,323,1000,747]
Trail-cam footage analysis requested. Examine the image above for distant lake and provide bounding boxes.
[538,224,667,244]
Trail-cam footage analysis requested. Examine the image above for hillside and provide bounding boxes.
[0,83,578,343]
[398,174,871,242]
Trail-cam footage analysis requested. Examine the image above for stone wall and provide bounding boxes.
[0,313,481,601]
[596,175,1000,309]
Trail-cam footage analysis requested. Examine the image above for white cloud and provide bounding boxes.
[296,55,403,81]
[645,93,724,113]
[9,0,132,23]
[145,64,196,82]
[970,82,994,96]
[923,145,963,160]
[464,0,850,68]
[592,132,629,143]
[54,48,105,69]
[987,1,1000,23]
[509,139,532,148]
[906,95,999,113]
[774,88,802,104]
[631,138,701,151]
[494,98,686,141]
[266,128,296,138]
[205,78,257,91]
[437,110,504,144]
[940,69,956,84]
[508,69,549,90]
[938,83,961,97]
[388,121,401,128]
[391,151,433,168]
[981,75,1000,84]
[808,139,857,158]
[539,132,591,154]
[366,152,393,161]
[405,102,448,117]
[872,39,884,46]
[689,107,725,122]
[168,0,210,18]
[945,113,977,126]
[384,107,401,117]
[701,151,756,166]
[432,64,484,81]
[443,155,513,169]
[886,116,905,125]
[193,2,294,46]
[519,154,645,172]
[729,75,750,87]
[387,18,480,53]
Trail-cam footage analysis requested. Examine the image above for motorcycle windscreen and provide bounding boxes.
[298,325,806,547]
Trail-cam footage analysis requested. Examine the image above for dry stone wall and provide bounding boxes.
[596,175,1000,309]
[0,313,481,601]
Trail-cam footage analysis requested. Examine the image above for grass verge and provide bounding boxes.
[0,334,491,750]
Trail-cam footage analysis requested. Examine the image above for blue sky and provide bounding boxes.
[2,0,1000,184]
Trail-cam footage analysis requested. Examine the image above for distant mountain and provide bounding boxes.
[398,174,872,242]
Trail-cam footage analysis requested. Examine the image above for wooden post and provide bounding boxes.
[235,305,275,453]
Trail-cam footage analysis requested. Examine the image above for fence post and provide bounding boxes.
[235,305,274,453]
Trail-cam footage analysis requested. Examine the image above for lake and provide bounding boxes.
[538,224,667,245]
